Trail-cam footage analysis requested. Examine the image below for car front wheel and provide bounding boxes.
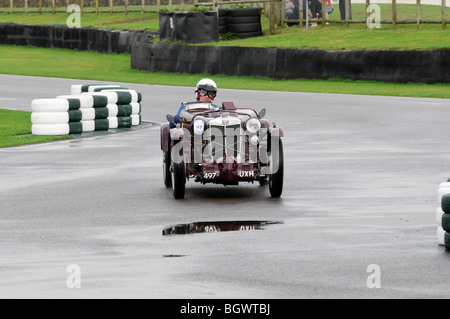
[163,149,172,188]
[269,138,284,198]
[171,141,186,199]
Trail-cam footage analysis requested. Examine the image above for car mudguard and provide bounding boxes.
[261,119,270,130]
[269,126,284,138]
[160,123,171,152]
[170,126,184,141]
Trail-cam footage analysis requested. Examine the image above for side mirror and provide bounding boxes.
[258,108,266,119]
[166,114,175,123]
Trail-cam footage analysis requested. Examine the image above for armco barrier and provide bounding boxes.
[131,42,450,84]
[0,23,156,54]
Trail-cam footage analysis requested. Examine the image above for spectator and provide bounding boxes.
[299,0,308,20]
[285,0,297,26]
[338,0,352,21]
[323,0,333,24]
[308,0,322,26]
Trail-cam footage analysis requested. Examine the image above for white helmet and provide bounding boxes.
[195,78,217,100]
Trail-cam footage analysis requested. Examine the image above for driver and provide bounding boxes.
[170,78,218,128]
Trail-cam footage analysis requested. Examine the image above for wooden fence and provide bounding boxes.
[281,0,448,30]
[0,0,267,14]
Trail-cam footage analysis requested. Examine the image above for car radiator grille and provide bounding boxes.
[205,124,244,161]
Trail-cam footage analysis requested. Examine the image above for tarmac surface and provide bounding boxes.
[1,74,450,298]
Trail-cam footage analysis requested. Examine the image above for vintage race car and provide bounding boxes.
[160,101,284,199]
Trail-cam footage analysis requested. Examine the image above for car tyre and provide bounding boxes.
[269,138,284,198]
[445,232,450,250]
[442,193,450,214]
[163,148,172,188]
[442,213,450,232]
[171,141,186,199]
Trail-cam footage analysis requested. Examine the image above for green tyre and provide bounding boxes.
[444,232,450,250]
[442,193,450,213]
[442,213,450,232]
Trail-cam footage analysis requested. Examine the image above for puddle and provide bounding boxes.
[162,220,283,236]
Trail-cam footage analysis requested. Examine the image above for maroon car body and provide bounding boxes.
[160,101,284,199]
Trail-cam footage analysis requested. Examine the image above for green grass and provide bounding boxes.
[211,23,450,50]
[0,109,70,148]
[1,4,449,50]
[0,10,160,30]
[0,44,449,99]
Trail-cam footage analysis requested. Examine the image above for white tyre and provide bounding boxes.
[106,104,118,117]
[86,85,121,92]
[108,117,118,129]
[71,84,83,95]
[32,124,70,136]
[437,226,445,246]
[57,95,94,109]
[31,99,69,113]
[130,102,141,115]
[83,92,118,105]
[31,112,69,124]
[439,182,450,189]
[81,120,95,132]
[103,89,138,104]
[438,187,450,204]
[436,207,444,226]
[80,108,95,121]
[131,114,141,126]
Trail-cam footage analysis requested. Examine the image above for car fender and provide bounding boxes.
[261,119,271,130]
[269,126,284,138]
[160,123,171,152]
[170,126,184,141]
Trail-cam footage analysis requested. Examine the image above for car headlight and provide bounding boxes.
[193,119,205,135]
[246,118,261,134]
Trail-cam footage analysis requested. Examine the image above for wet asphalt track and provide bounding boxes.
[1,74,450,299]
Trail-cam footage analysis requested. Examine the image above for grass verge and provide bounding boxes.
[0,45,449,99]
[0,4,449,51]
[0,109,70,148]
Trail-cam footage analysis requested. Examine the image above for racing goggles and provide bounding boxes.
[198,89,216,99]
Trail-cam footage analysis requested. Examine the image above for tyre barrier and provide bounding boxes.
[131,42,450,84]
[218,8,262,39]
[218,9,228,36]
[0,23,158,54]
[31,84,143,136]
[159,11,219,44]
[436,180,450,248]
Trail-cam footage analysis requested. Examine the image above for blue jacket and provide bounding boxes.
[169,102,219,128]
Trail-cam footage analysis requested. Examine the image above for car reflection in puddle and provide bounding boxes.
[162,220,283,236]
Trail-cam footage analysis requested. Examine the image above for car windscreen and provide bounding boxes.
[185,102,215,110]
